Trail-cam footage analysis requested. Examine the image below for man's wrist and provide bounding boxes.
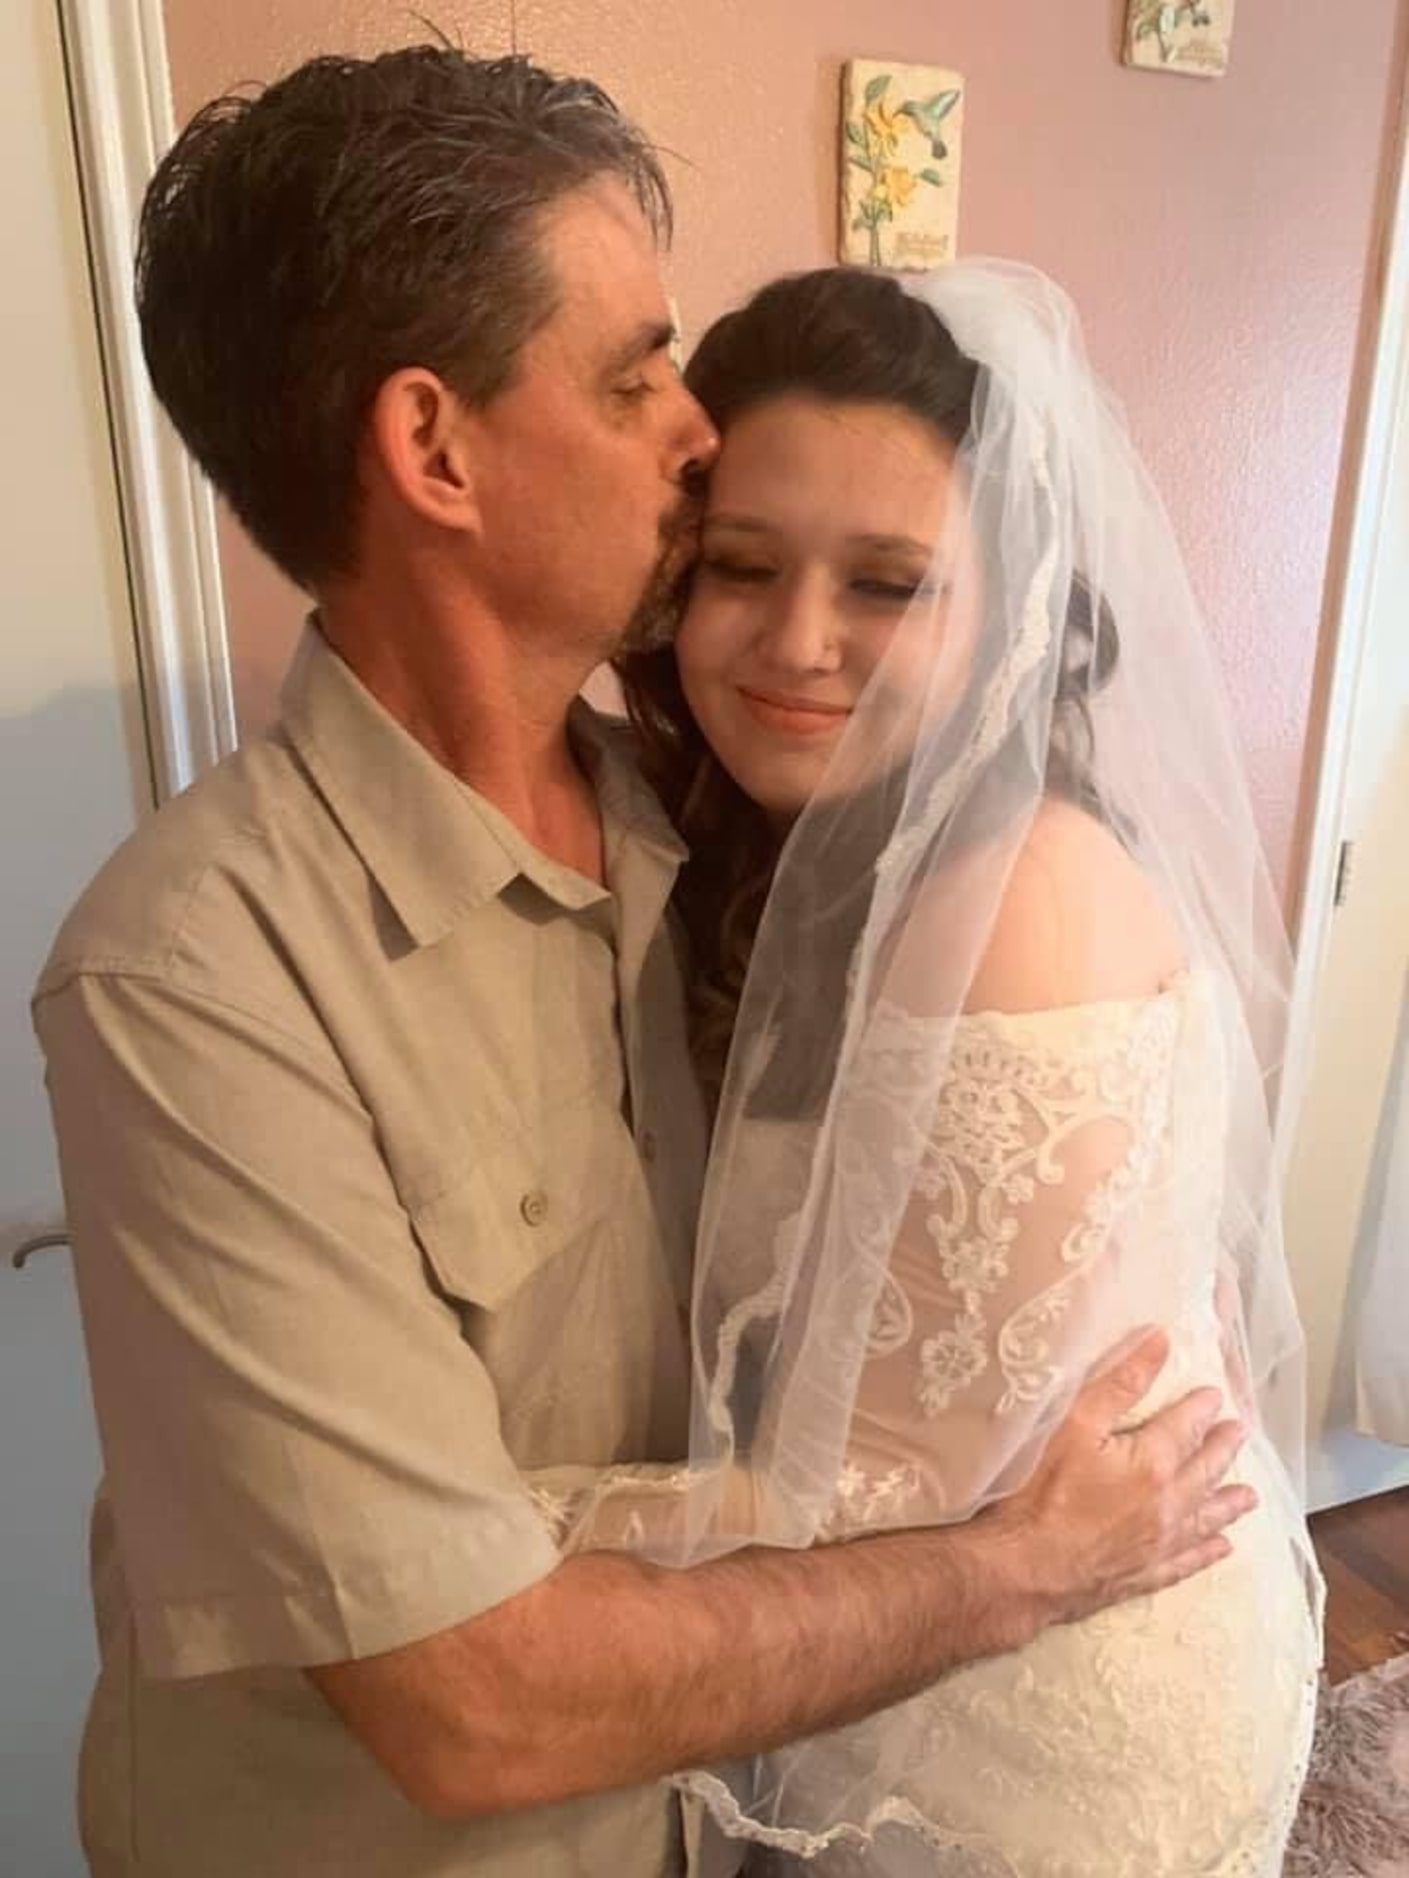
[937,1505,1053,1658]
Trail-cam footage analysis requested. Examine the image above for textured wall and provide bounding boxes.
[162,0,1407,894]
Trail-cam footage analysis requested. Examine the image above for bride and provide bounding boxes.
[539,261,1323,1875]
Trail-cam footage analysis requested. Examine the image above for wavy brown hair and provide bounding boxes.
[615,268,1117,1101]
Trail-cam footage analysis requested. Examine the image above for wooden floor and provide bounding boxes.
[1310,1486,1409,1684]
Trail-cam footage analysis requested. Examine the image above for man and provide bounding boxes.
[35,48,1253,1878]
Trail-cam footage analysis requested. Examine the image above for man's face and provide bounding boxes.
[465,180,719,664]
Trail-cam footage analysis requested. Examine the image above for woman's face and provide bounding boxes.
[674,394,973,821]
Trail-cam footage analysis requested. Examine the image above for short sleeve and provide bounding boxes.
[34,972,560,1679]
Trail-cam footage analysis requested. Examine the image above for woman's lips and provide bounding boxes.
[737,687,852,738]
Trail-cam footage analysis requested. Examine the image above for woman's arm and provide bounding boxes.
[829,800,1197,1533]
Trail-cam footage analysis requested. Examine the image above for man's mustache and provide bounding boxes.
[660,461,711,551]
[660,490,706,553]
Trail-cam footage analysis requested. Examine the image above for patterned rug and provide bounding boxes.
[1285,1653,1409,1875]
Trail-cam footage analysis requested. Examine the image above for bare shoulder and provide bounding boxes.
[963,798,1186,1015]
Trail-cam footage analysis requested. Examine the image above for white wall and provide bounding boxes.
[0,3,153,1868]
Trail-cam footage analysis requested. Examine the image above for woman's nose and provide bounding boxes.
[756,578,841,675]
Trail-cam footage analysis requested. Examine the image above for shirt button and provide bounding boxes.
[520,1189,549,1227]
[640,1128,657,1165]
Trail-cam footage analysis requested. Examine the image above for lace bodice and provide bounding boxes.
[821,973,1230,1541]
[527,979,1321,1875]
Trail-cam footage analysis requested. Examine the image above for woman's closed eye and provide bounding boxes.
[699,560,940,602]
[699,556,777,585]
[850,570,944,605]
[852,575,930,603]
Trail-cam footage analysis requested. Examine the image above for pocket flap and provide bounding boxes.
[412,1107,629,1312]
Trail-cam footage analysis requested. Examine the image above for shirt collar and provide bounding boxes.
[279,624,685,949]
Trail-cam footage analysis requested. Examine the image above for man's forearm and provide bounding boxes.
[314,1337,1252,1820]
[563,1522,1042,1781]
[313,1518,1041,1819]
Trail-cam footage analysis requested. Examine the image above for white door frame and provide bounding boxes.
[58,0,236,801]
[1275,68,1409,1509]
[1280,80,1409,1143]
[1277,73,1409,1509]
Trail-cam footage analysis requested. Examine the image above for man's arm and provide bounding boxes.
[311,1330,1250,1818]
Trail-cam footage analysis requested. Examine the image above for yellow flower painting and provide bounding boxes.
[864,94,903,159]
[875,166,918,215]
[841,61,964,272]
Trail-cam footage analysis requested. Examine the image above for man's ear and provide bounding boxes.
[367,368,481,535]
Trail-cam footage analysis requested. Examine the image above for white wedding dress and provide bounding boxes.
[531,971,1323,1876]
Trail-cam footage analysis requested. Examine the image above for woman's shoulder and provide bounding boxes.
[962,798,1186,1017]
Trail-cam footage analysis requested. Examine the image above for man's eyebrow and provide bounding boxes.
[600,319,678,379]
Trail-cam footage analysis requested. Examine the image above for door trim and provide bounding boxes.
[1280,70,1409,1147]
[58,0,236,801]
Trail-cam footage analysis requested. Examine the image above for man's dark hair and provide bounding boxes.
[136,49,672,588]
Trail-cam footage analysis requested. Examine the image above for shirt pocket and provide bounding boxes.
[409,1101,631,1314]
[412,1101,688,1465]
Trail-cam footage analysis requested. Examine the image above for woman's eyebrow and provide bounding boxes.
[847,532,934,556]
[701,513,773,535]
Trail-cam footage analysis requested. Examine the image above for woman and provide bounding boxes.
[538,262,1323,1874]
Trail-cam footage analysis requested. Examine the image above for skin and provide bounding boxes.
[305,185,1254,1821]
[677,393,978,821]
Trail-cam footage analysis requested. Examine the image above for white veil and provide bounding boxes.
[667,260,1306,1546]
[543,260,1313,1864]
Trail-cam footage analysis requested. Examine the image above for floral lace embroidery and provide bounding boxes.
[866,1269,916,1358]
[526,1464,694,1550]
[820,1460,923,1540]
[864,993,1183,1426]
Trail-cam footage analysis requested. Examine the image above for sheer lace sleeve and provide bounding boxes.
[823,982,1194,1539]
[519,1461,693,1553]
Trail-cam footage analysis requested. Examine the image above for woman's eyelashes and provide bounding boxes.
[852,575,933,602]
[698,556,775,585]
[698,556,934,604]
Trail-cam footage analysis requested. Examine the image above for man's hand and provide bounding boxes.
[984,1327,1254,1629]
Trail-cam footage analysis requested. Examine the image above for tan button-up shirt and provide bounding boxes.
[33,629,708,1877]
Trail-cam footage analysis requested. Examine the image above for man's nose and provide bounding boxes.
[672,382,720,480]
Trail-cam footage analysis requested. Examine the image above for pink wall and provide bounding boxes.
[163,0,1406,896]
